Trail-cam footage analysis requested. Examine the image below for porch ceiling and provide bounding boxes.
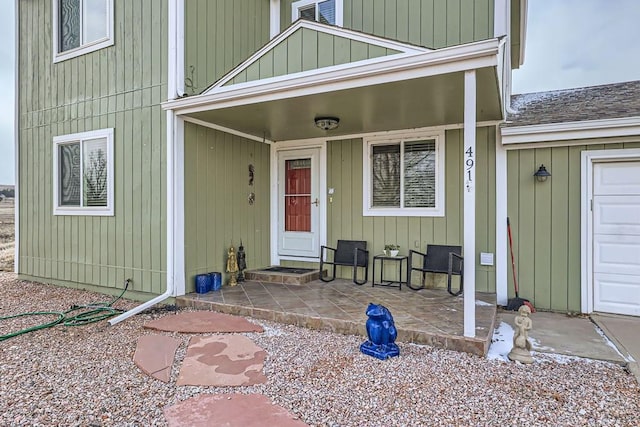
[184,67,501,142]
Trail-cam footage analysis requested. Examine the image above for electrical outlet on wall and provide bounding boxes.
[480,252,494,266]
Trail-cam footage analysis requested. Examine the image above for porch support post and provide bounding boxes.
[495,136,508,306]
[463,70,477,338]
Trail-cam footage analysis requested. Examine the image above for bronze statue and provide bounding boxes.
[237,240,246,282]
[226,245,239,287]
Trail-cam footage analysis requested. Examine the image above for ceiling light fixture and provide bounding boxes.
[314,117,340,131]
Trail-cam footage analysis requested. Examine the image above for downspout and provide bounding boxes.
[13,0,19,274]
[110,0,183,325]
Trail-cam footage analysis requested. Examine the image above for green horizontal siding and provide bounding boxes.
[183,123,272,292]
[226,27,400,86]
[184,0,271,94]
[282,0,494,48]
[18,0,168,297]
[506,141,640,312]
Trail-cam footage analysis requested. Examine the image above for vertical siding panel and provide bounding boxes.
[443,130,460,244]
[460,0,475,43]
[330,140,344,240]
[334,35,351,65]
[273,40,288,76]
[396,0,409,42]
[302,29,318,71]
[550,147,569,311]
[432,0,447,47]
[517,150,536,302]
[341,142,354,240]
[474,0,491,40]
[534,148,552,309]
[384,0,397,39]
[474,128,489,291]
[362,0,374,33]
[350,140,364,241]
[446,0,461,46]
[259,51,274,79]
[407,0,421,45]
[506,150,519,298]
[373,0,386,36]
[287,30,303,73]
[317,34,335,67]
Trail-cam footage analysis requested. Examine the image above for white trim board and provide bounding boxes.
[14,0,19,273]
[501,116,640,145]
[581,148,640,314]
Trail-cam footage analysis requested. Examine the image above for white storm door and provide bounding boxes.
[277,148,320,258]
[593,161,640,316]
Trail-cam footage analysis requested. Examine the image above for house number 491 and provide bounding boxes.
[465,146,474,192]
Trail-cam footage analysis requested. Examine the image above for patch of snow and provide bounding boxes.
[487,321,514,362]
[257,322,286,337]
[529,336,556,352]
[475,300,493,307]
[593,323,633,362]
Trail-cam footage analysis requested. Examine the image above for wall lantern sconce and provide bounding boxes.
[315,117,339,131]
[534,164,551,182]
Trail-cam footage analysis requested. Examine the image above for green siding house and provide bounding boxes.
[34,0,640,333]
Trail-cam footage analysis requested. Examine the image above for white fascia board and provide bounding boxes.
[501,116,640,145]
[208,19,431,91]
[163,38,500,114]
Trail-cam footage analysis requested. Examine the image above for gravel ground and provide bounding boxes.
[1,272,639,426]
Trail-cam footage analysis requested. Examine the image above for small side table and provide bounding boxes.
[372,255,407,290]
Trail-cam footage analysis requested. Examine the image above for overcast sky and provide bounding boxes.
[1,0,639,185]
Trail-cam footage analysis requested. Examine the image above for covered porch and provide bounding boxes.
[176,278,497,356]
[164,20,509,340]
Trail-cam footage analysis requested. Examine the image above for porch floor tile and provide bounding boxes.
[176,279,496,356]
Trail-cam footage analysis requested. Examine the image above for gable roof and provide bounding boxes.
[505,80,640,127]
[203,19,431,94]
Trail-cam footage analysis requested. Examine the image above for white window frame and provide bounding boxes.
[363,130,445,217]
[292,0,343,26]
[52,0,115,63]
[53,128,115,216]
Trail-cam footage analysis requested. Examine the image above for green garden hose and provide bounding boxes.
[0,279,130,341]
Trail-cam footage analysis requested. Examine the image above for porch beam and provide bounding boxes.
[463,70,477,338]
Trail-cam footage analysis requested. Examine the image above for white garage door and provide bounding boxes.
[593,161,640,316]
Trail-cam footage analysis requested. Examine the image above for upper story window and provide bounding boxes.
[53,0,114,63]
[363,131,445,217]
[292,0,343,26]
[53,129,114,216]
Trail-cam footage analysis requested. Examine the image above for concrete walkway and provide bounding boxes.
[497,310,639,383]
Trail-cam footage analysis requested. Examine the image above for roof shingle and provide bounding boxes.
[505,80,640,127]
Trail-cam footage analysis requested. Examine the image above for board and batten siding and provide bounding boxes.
[183,123,272,292]
[18,0,168,299]
[506,141,640,312]
[184,0,271,94]
[285,127,497,292]
[281,0,494,48]
[225,27,399,86]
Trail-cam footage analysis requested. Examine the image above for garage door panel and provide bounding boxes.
[594,273,640,316]
[593,235,640,275]
[594,196,640,235]
[593,161,640,317]
[594,161,640,195]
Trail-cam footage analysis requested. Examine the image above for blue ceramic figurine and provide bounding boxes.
[360,303,400,360]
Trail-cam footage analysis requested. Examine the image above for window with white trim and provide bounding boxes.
[292,0,343,26]
[53,0,114,63]
[363,131,445,217]
[53,129,114,216]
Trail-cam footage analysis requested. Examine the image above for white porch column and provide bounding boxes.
[495,135,508,306]
[463,70,477,338]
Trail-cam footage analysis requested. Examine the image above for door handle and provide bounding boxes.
[312,198,319,206]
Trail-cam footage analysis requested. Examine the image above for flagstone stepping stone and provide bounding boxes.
[164,393,309,427]
[144,311,264,333]
[177,335,267,386]
[133,335,181,382]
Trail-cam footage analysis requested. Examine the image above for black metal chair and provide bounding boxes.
[407,245,463,295]
[320,240,369,285]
